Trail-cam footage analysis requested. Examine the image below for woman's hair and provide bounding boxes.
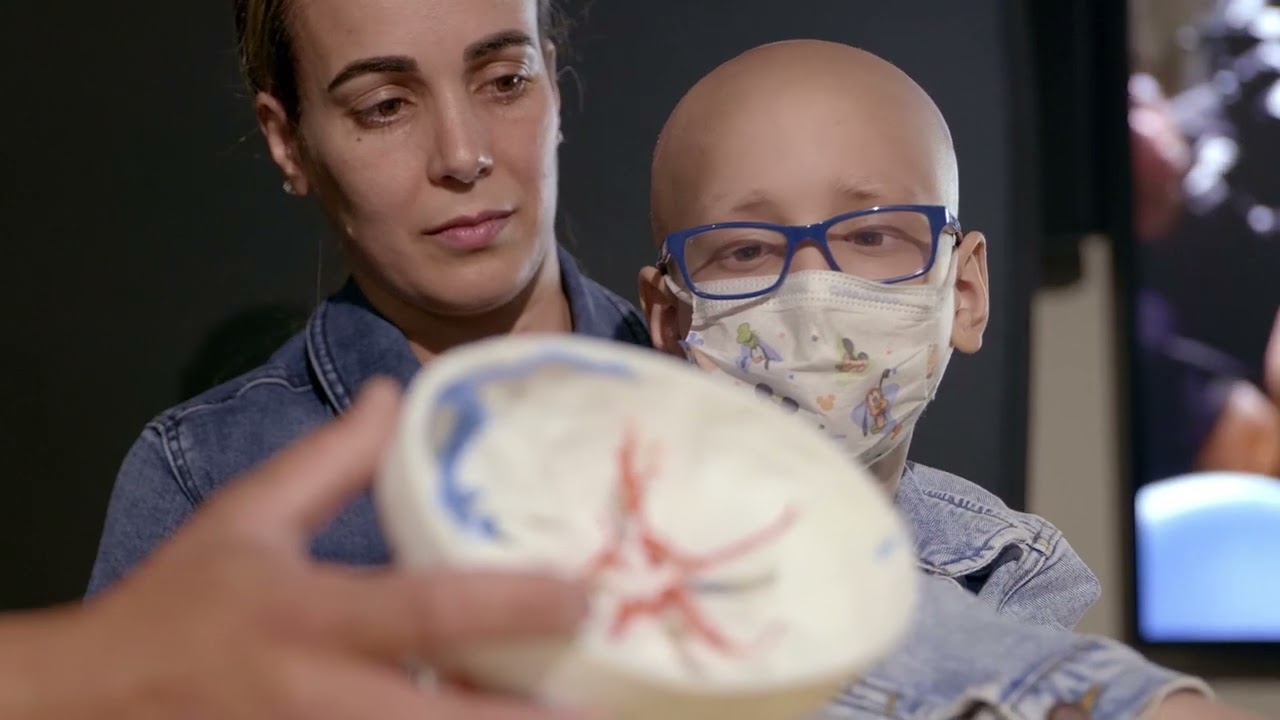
[232,0,568,122]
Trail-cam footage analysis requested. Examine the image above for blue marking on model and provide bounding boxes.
[433,350,634,539]
[874,536,899,561]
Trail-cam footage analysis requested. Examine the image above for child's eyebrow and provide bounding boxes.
[723,190,782,217]
[831,177,891,208]
[714,179,891,219]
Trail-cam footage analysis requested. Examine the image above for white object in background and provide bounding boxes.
[377,335,917,720]
[1136,471,1280,641]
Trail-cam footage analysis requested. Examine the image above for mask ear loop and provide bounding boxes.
[925,229,962,286]
[661,268,695,305]
[656,245,694,303]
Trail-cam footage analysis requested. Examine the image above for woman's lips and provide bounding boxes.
[424,210,514,251]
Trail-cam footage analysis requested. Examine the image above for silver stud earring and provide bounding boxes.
[282,179,296,195]
[557,130,565,145]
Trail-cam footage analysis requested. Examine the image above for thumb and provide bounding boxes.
[199,377,403,542]
[312,568,588,663]
[1265,307,1280,408]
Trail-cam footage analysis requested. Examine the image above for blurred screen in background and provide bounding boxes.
[1128,0,1280,644]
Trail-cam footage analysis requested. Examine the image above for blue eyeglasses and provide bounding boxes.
[658,204,962,300]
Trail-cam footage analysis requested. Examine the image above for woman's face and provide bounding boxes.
[261,0,560,316]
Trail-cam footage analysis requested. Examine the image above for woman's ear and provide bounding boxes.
[638,266,685,356]
[951,231,990,354]
[543,42,561,112]
[256,92,310,196]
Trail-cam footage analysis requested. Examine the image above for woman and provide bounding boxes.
[88,0,649,591]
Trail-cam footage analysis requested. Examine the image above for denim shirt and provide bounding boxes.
[87,246,651,592]
[88,245,1202,718]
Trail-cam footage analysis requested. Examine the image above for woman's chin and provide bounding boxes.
[357,238,552,320]
[413,266,544,318]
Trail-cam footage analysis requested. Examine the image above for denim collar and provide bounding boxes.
[306,244,639,410]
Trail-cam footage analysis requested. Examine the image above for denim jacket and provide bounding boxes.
[88,246,1202,719]
[824,574,1209,720]
[896,463,1100,630]
[829,469,1207,719]
[87,246,651,590]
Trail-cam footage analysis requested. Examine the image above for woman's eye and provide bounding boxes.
[355,98,408,127]
[489,74,529,98]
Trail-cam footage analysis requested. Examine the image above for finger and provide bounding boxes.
[294,661,592,720]
[420,688,594,720]
[1265,307,1280,408]
[315,568,589,662]
[199,377,403,539]
[440,671,482,692]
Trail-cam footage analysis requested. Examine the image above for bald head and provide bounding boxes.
[651,40,959,242]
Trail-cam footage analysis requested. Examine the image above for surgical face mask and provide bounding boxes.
[667,251,957,467]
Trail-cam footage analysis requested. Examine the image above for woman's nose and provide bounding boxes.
[428,98,494,185]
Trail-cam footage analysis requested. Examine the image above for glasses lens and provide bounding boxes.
[826,210,934,282]
[682,226,789,294]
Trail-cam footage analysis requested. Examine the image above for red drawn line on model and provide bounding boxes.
[584,425,796,656]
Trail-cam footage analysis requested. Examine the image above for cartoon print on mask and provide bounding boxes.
[680,331,706,357]
[852,368,902,439]
[835,338,871,377]
[681,332,723,374]
[754,383,800,415]
[736,322,782,372]
[755,384,847,440]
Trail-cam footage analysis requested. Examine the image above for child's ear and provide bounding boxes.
[951,232,989,353]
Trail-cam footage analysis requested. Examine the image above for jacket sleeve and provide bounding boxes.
[979,520,1102,631]
[827,575,1209,720]
[85,425,198,596]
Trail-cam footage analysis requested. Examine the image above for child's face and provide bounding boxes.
[639,41,989,360]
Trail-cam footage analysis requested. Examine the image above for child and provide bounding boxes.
[638,39,1252,719]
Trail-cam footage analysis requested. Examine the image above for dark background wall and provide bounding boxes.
[0,1,1038,610]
